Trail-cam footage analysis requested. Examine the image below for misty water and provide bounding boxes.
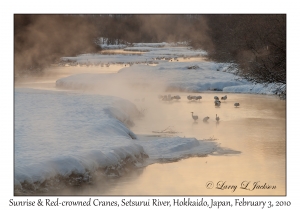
[115,93,286,196]
[43,92,285,196]
[15,59,286,196]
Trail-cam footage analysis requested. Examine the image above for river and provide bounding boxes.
[15,60,286,196]
[50,92,285,196]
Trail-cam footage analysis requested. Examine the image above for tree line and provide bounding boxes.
[202,15,286,93]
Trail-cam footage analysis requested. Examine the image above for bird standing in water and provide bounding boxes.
[203,116,209,122]
[187,95,193,101]
[191,112,198,122]
[234,102,240,108]
[215,99,221,107]
[216,114,220,122]
[221,95,227,101]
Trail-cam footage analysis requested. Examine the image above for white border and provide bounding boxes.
[2,0,297,209]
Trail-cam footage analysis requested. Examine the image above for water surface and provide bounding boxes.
[46,92,285,196]
[104,93,286,195]
[15,63,286,196]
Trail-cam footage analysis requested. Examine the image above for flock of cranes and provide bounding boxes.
[187,95,202,101]
[59,55,196,68]
[158,94,181,101]
[190,94,240,123]
[191,112,220,123]
[158,94,240,123]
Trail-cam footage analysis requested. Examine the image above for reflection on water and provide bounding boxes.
[14,65,125,91]
[103,93,285,196]
[101,49,144,55]
[176,56,207,62]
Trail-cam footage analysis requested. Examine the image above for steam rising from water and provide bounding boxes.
[14,15,213,78]
[14,15,99,77]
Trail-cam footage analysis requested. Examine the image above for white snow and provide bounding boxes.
[14,87,217,189]
[100,44,128,49]
[223,83,285,95]
[57,63,248,93]
[137,136,217,163]
[15,88,144,184]
[59,44,282,95]
[62,44,207,65]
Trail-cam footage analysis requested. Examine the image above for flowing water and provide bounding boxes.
[33,89,285,196]
[111,93,286,196]
[15,61,286,196]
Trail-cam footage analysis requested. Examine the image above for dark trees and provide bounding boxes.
[92,14,209,44]
[201,15,286,89]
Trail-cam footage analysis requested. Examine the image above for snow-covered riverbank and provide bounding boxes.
[14,88,218,194]
[58,43,284,95]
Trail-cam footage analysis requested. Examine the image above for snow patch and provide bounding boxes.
[14,88,217,194]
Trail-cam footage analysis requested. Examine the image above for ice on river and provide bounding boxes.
[14,88,217,192]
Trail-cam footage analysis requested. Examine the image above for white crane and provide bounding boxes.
[216,114,220,122]
[234,102,240,108]
[191,112,198,122]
